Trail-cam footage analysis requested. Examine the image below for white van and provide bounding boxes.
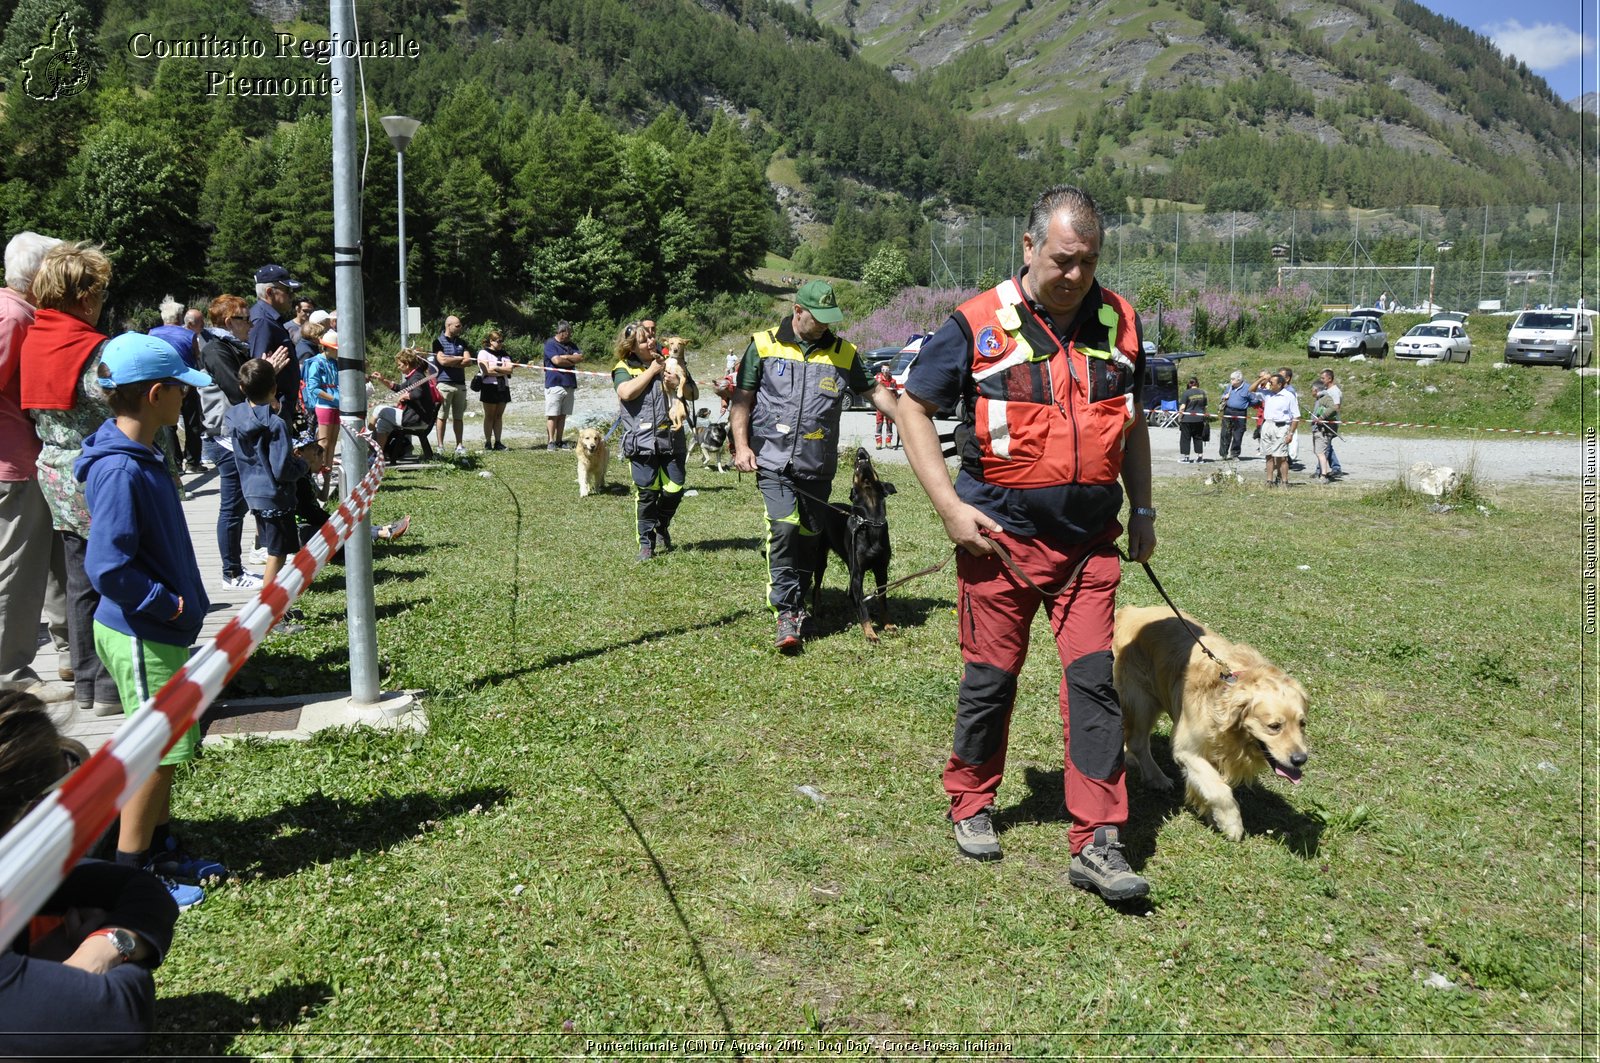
[1503,308,1595,369]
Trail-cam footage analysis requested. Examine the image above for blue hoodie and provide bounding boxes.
[225,401,307,511]
[74,419,209,647]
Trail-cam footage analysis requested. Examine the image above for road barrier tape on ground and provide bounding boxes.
[0,450,387,948]
[1165,410,1574,437]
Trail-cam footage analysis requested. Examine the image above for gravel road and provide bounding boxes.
[509,382,1585,487]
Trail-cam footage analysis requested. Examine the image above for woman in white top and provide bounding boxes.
[1258,373,1299,487]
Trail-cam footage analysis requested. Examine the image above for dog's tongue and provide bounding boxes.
[1272,762,1302,784]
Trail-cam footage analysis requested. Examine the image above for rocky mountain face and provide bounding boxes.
[790,0,1587,186]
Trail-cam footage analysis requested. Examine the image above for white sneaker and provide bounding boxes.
[223,572,263,589]
[247,547,269,566]
[454,445,467,457]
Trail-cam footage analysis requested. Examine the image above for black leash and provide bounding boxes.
[756,471,887,528]
[983,534,1238,684]
[1114,546,1238,684]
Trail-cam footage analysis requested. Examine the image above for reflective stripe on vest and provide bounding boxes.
[614,358,679,458]
[960,279,1140,488]
[750,328,858,482]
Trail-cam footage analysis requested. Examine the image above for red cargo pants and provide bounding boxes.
[945,526,1128,854]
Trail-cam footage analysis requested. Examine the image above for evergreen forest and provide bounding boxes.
[0,0,1590,336]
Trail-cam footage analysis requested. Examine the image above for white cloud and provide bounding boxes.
[1486,19,1594,70]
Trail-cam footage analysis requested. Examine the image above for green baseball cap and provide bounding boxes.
[795,279,844,324]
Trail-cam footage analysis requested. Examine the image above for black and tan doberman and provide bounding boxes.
[813,448,896,642]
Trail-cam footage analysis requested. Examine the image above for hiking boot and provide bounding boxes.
[952,808,1002,862]
[1069,826,1149,902]
[775,611,803,654]
[149,837,228,884]
[637,541,654,561]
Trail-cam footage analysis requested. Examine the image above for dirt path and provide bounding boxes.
[505,387,1583,487]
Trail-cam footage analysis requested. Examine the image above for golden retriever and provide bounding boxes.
[576,427,608,498]
[1112,605,1309,840]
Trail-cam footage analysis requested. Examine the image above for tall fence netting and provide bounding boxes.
[929,204,1595,313]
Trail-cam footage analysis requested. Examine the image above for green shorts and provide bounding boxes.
[92,621,200,767]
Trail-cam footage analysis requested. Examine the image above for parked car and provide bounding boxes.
[1307,311,1387,358]
[1395,315,1472,362]
[1503,308,1596,369]
[843,341,916,410]
[884,336,965,419]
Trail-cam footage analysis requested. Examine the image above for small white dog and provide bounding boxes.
[576,427,608,498]
[662,336,689,433]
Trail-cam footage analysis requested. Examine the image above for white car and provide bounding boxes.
[1394,319,1471,363]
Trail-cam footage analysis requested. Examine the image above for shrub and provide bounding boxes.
[850,285,978,350]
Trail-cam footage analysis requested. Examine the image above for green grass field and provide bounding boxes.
[152,450,1591,1058]
[1171,333,1587,438]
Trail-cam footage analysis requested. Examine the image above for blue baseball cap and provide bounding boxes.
[254,263,301,289]
[99,332,212,389]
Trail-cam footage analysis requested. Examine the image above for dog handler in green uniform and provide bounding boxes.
[730,281,899,653]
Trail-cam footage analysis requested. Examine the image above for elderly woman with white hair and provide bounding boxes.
[0,231,73,709]
[1217,368,1255,462]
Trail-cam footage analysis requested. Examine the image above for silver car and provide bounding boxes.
[1394,320,1471,363]
[1307,313,1388,359]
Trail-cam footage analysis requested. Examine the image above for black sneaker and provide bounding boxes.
[775,611,803,653]
[1069,826,1148,901]
[656,528,672,552]
[951,808,1002,861]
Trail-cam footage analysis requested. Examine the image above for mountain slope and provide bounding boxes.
[793,0,1589,202]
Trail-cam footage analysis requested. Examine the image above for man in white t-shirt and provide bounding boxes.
[1259,373,1299,487]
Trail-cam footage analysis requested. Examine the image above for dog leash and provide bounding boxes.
[755,471,887,528]
[1114,546,1238,684]
[984,534,1238,684]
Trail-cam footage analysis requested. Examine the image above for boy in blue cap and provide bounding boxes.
[75,333,224,911]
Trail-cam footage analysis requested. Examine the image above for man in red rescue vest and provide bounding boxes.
[895,186,1156,902]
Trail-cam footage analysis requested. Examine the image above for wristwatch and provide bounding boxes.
[1131,506,1157,519]
[92,927,137,963]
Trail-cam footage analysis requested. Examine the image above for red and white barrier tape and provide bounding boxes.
[1179,411,1574,437]
[0,451,386,947]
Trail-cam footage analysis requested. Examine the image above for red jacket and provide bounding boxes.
[20,309,107,411]
[958,278,1140,488]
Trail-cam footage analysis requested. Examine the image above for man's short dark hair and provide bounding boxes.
[1026,185,1104,247]
[239,358,278,404]
[103,381,152,416]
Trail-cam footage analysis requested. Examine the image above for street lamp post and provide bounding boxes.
[380,115,421,348]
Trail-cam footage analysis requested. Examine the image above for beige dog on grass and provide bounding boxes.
[1112,605,1310,841]
[576,427,608,498]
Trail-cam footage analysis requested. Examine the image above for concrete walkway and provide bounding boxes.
[39,462,424,755]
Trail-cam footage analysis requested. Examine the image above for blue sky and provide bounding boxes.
[1424,1,1594,103]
